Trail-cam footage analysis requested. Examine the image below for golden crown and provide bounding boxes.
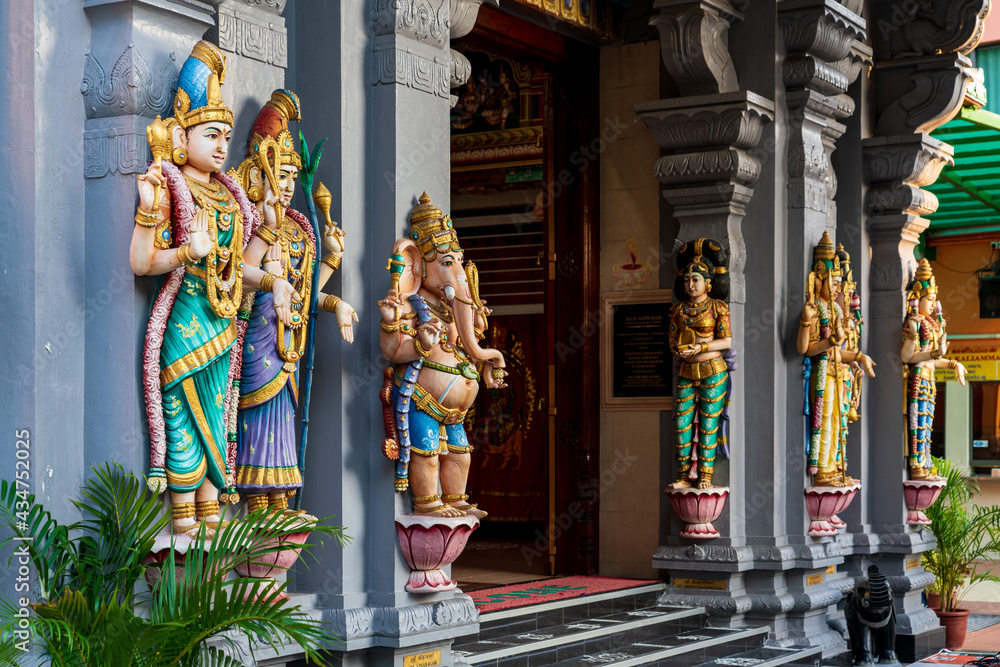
[409,193,461,258]
[812,231,842,278]
[908,258,938,300]
[172,41,233,129]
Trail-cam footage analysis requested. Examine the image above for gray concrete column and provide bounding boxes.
[285,1,480,660]
[862,0,989,652]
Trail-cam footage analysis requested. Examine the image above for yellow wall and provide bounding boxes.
[597,41,663,579]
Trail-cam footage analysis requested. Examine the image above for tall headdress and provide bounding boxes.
[234,89,302,202]
[409,193,461,260]
[811,232,842,280]
[674,238,729,301]
[907,258,939,301]
[171,41,233,129]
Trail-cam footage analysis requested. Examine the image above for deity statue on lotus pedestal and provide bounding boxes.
[231,89,356,519]
[901,259,966,523]
[797,233,874,536]
[131,41,300,537]
[665,239,734,539]
[377,194,508,590]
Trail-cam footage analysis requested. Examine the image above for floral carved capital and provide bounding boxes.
[373,0,449,48]
[81,44,177,120]
[875,0,989,59]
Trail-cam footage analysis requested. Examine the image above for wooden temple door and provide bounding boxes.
[453,7,600,576]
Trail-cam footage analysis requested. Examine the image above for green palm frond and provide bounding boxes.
[925,456,1000,611]
[0,640,26,667]
[0,481,79,600]
[1,462,347,665]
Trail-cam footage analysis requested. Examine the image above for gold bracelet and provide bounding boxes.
[380,320,401,332]
[255,226,278,245]
[135,207,159,228]
[177,243,198,268]
[323,295,341,313]
[260,273,277,293]
[323,254,342,271]
[799,320,812,328]
[949,359,958,369]
[413,337,432,358]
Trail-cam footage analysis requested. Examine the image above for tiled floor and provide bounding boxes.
[962,601,1000,651]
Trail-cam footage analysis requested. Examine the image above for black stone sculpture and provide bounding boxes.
[845,565,898,665]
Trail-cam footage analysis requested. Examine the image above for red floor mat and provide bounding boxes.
[469,576,659,613]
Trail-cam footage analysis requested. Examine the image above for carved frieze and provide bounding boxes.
[373,0,449,48]
[84,125,150,179]
[215,5,288,67]
[81,44,177,120]
[650,0,743,96]
[243,0,286,14]
[653,149,761,186]
[372,42,451,99]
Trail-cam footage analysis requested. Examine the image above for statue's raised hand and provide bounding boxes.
[263,238,282,275]
[378,289,402,323]
[324,222,345,255]
[801,300,817,324]
[136,163,163,212]
[188,208,214,260]
[263,192,280,228]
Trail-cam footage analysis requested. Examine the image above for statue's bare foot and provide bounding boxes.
[444,495,488,519]
[668,477,693,490]
[173,519,217,539]
[413,502,465,518]
[696,479,713,490]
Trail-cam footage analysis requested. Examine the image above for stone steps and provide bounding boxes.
[453,582,822,667]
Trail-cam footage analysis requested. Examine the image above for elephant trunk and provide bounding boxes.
[450,268,504,369]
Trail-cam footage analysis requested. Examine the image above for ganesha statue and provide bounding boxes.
[130,43,301,536]
[378,193,507,518]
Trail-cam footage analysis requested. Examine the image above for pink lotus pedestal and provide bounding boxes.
[665,486,730,539]
[233,530,312,602]
[395,514,479,593]
[143,532,210,589]
[903,478,946,525]
[804,482,860,537]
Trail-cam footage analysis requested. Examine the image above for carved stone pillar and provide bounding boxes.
[639,0,784,641]
[862,0,988,658]
[207,0,288,171]
[81,0,216,473]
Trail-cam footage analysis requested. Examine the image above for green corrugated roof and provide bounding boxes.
[926,105,1000,238]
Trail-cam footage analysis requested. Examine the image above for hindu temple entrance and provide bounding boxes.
[449,5,601,583]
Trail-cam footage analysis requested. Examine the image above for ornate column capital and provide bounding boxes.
[447,0,498,104]
[373,0,450,49]
[873,0,988,60]
[649,0,743,96]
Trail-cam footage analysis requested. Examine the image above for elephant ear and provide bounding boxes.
[391,239,423,298]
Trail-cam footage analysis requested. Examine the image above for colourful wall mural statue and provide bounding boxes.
[232,90,356,518]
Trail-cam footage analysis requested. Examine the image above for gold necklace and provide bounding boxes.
[426,299,455,323]
[183,174,239,230]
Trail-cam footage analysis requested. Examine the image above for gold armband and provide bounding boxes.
[260,273,277,293]
[323,295,341,313]
[949,359,958,369]
[380,320,402,333]
[135,207,159,228]
[255,226,279,245]
[413,337,432,358]
[322,254,342,271]
[799,319,812,328]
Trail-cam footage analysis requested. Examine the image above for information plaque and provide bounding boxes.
[601,290,673,411]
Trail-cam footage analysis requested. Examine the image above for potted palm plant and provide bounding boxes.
[923,457,1000,650]
[0,463,346,665]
